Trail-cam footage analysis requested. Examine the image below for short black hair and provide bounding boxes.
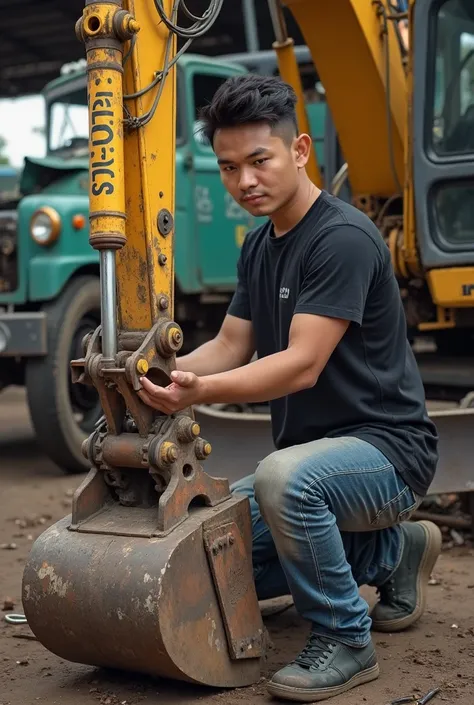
[198,74,298,146]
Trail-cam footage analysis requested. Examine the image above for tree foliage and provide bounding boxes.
[0,135,9,165]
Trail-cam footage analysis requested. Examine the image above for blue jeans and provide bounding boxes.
[231,436,422,648]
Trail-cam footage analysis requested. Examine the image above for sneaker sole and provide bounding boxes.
[266,663,379,702]
[371,520,442,633]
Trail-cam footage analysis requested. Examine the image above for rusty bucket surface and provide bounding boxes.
[22,480,265,687]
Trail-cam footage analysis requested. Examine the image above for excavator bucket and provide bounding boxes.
[22,468,265,686]
[22,0,265,689]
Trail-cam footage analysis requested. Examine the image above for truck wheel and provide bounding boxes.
[26,276,102,474]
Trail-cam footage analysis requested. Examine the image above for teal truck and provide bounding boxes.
[0,49,328,474]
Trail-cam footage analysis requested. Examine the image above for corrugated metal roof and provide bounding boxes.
[0,0,81,96]
[0,1,304,98]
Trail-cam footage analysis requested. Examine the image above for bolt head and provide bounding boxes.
[159,441,178,465]
[136,359,149,375]
[168,446,178,462]
[170,327,182,345]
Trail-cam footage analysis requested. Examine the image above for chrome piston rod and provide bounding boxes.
[267,0,288,44]
[100,249,117,359]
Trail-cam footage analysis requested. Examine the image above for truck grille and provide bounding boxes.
[0,210,18,293]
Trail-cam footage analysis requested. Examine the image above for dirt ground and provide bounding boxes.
[1,388,474,705]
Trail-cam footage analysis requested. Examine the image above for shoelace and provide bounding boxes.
[293,633,336,670]
[377,578,396,603]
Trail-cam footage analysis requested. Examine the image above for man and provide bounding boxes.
[139,75,441,702]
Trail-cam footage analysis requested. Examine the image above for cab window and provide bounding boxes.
[432,0,474,155]
[430,0,474,246]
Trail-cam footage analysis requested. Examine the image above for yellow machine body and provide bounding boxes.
[285,0,406,197]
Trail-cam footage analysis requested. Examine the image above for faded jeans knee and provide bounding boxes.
[254,448,297,535]
[249,436,407,646]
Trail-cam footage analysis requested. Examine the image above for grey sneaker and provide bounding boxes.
[371,520,442,633]
[266,633,379,702]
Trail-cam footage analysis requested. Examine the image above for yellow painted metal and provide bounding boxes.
[235,225,247,249]
[427,268,474,309]
[284,0,406,197]
[136,358,149,375]
[418,306,456,332]
[160,440,179,464]
[80,1,130,252]
[116,0,177,332]
[401,0,421,276]
[387,227,408,279]
[273,38,322,188]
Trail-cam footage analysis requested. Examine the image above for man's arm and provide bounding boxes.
[195,313,349,403]
[138,225,382,414]
[138,313,348,412]
[176,313,255,376]
[193,226,381,403]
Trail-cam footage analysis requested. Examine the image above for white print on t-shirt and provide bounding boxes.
[279,287,290,299]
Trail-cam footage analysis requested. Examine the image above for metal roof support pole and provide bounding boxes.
[242,0,259,53]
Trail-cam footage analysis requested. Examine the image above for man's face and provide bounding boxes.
[213,122,308,218]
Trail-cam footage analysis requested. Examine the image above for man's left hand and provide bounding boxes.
[138,370,204,414]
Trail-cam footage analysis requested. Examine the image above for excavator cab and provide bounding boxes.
[412,0,474,322]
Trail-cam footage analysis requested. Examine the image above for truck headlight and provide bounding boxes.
[30,207,61,246]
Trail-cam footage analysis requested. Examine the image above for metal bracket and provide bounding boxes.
[69,315,231,537]
[204,521,264,661]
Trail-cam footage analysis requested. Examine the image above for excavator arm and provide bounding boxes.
[21,0,264,687]
[278,0,407,198]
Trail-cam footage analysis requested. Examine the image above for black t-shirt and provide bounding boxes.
[227,190,438,496]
